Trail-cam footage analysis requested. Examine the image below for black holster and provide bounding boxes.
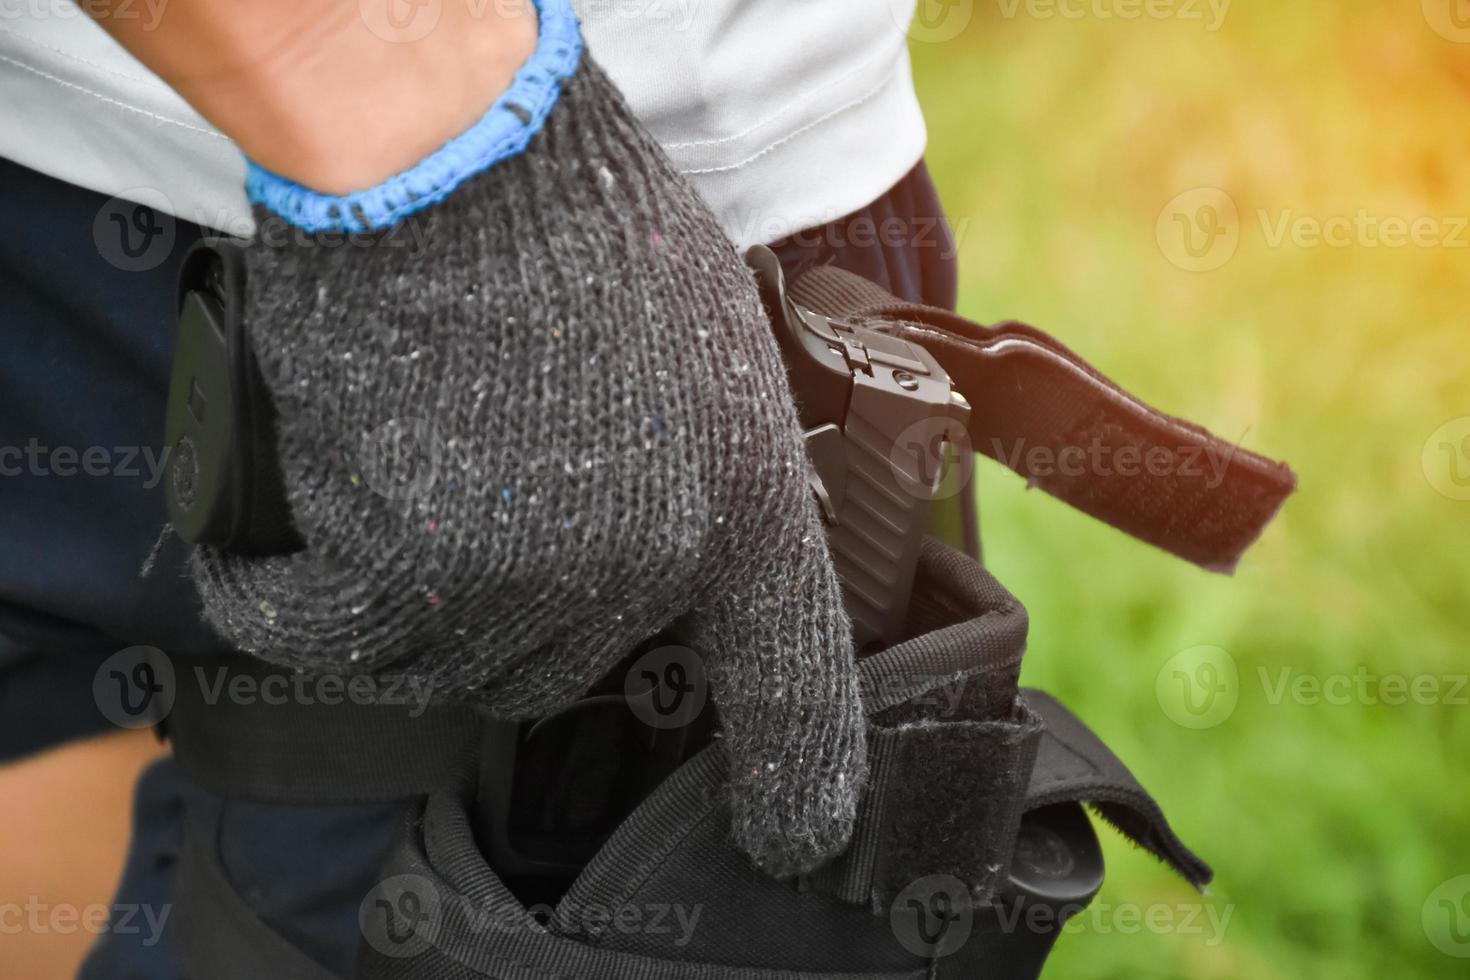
[161,242,1294,980]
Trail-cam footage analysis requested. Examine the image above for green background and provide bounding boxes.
[908,1,1470,977]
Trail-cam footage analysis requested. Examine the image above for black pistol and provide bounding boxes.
[747,245,970,651]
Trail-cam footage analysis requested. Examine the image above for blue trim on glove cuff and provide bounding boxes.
[245,0,582,233]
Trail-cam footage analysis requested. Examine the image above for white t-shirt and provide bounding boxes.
[0,0,926,248]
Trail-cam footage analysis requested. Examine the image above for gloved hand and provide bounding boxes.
[191,0,864,876]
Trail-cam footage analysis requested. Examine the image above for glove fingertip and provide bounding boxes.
[724,719,869,877]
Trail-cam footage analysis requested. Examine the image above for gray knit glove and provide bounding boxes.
[191,4,864,876]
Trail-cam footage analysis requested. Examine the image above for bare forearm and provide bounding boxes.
[85,0,538,193]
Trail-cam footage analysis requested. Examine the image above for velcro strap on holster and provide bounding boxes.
[812,540,1040,910]
[786,264,1296,573]
[1025,688,1212,888]
[812,700,1044,911]
[814,689,1211,914]
[811,540,1211,911]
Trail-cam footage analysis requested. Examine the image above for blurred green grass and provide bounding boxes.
[909,3,1470,978]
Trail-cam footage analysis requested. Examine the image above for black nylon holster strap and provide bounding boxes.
[785,264,1297,574]
[167,654,486,980]
[1023,688,1212,888]
[165,653,484,804]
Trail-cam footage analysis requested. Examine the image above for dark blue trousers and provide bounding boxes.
[0,154,957,978]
